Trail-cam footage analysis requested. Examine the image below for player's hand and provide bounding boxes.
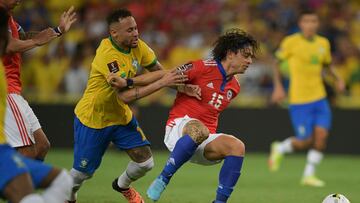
[335,79,345,93]
[271,86,286,104]
[58,6,77,33]
[160,69,188,87]
[32,28,58,46]
[179,84,202,100]
[107,73,127,89]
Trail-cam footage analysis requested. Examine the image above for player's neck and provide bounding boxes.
[220,60,235,79]
[301,32,316,41]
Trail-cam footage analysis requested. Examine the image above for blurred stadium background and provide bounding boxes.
[5,0,360,202]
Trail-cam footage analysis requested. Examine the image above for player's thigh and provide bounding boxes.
[289,103,314,140]
[0,144,33,201]
[5,94,35,148]
[203,134,245,161]
[72,117,111,175]
[188,133,224,166]
[314,99,332,131]
[164,116,197,152]
[33,128,50,149]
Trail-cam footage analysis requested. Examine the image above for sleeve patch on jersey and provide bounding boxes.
[177,63,193,73]
[227,90,233,100]
[107,61,120,73]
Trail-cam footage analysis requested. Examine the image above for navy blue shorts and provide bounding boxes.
[289,98,332,140]
[72,116,150,174]
[0,144,52,195]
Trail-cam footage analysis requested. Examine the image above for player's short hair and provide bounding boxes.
[0,7,9,56]
[212,28,259,61]
[299,8,318,18]
[106,9,133,27]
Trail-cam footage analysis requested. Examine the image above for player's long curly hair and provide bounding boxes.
[0,7,9,56]
[212,28,259,61]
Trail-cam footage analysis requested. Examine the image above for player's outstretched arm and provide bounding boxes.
[6,6,76,54]
[57,6,77,34]
[116,70,187,104]
[324,64,345,93]
[271,59,286,104]
[6,28,58,54]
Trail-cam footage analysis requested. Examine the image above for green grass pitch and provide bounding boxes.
[2,149,359,203]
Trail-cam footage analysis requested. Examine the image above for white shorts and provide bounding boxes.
[5,94,41,147]
[164,115,223,166]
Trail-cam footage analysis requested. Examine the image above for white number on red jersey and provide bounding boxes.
[208,92,223,109]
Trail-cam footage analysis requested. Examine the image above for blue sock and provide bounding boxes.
[216,156,244,203]
[160,135,198,184]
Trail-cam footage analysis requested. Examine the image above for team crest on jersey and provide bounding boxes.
[132,59,140,71]
[227,90,233,100]
[107,61,120,73]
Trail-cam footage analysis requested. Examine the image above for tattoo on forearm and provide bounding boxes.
[20,31,40,40]
[135,87,139,100]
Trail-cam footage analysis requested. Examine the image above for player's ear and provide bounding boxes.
[109,27,117,38]
[227,50,235,60]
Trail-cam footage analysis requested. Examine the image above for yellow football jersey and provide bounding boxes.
[0,62,7,144]
[276,33,331,104]
[75,37,157,129]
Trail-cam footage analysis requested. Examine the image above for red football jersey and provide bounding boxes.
[2,15,22,94]
[167,59,241,133]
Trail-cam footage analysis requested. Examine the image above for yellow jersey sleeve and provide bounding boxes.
[323,38,332,65]
[276,36,293,61]
[0,62,7,144]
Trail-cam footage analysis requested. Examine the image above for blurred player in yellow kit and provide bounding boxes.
[269,9,345,187]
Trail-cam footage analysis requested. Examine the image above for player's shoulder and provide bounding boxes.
[282,33,302,43]
[315,34,330,45]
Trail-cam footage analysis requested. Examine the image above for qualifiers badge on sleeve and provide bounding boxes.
[107,60,120,73]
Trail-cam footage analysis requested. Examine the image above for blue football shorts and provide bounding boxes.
[289,98,332,140]
[0,144,52,195]
[73,116,150,174]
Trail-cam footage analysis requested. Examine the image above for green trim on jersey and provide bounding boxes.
[109,36,131,54]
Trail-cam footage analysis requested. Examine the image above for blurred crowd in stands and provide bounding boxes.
[13,0,360,108]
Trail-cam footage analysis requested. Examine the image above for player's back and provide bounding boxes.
[2,15,21,94]
[276,33,332,104]
[167,59,240,133]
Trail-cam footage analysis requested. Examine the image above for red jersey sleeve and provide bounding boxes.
[177,60,203,82]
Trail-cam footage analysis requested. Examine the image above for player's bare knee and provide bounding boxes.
[183,120,209,145]
[36,141,51,158]
[226,136,245,156]
[16,145,37,159]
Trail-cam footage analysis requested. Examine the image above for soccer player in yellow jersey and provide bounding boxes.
[0,7,73,203]
[67,9,193,203]
[268,9,345,187]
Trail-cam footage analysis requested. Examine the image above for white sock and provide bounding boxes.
[20,194,45,203]
[68,168,92,201]
[278,137,293,154]
[303,149,323,177]
[42,170,73,203]
[117,157,154,189]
